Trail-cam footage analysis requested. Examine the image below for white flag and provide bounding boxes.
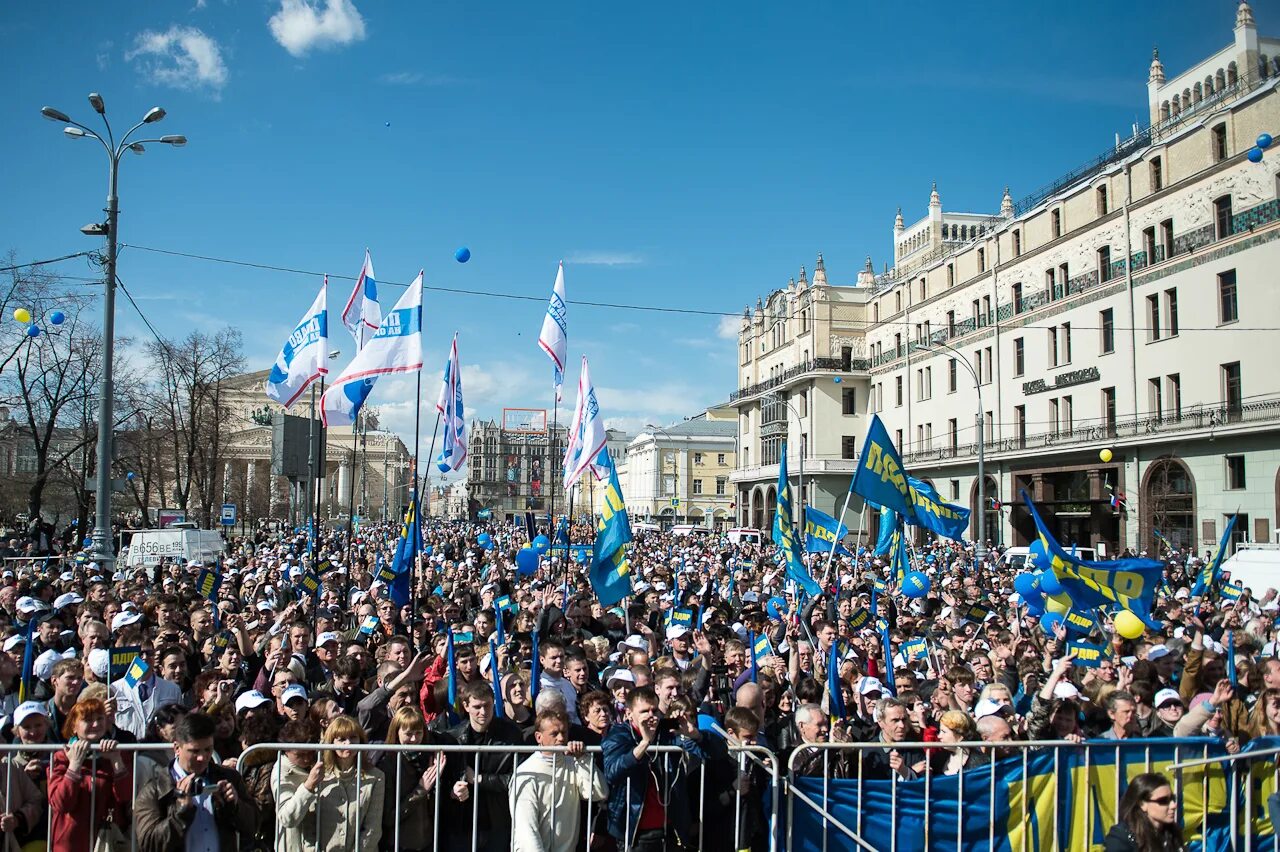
[264,279,328,408]
[341,249,382,350]
[561,355,608,490]
[321,271,423,427]
[435,333,467,473]
[537,262,567,401]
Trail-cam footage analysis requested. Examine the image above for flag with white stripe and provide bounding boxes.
[341,249,381,350]
[537,262,567,401]
[435,333,467,473]
[264,279,328,408]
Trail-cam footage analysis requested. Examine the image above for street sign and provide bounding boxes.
[671,498,680,507]
[220,503,237,526]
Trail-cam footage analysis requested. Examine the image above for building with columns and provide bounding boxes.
[620,410,737,528]
[219,370,412,525]
[731,2,1280,557]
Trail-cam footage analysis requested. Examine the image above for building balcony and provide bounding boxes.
[730,456,860,484]
[731,356,870,403]
[900,395,1280,469]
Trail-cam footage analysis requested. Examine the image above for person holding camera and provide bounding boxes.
[134,711,260,852]
[602,686,704,851]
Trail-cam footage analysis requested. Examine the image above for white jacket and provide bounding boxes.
[109,674,183,738]
[509,752,607,852]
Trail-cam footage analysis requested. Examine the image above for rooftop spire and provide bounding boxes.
[929,181,941,208]
[1149,47,1166,85]
[813,253,827,286]
[894,207,904,232]
[1000,185,1015,218]
[1237,1,1255,28]
[798,264,808,285]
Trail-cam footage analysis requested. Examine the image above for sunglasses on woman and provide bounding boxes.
[1147,795,1174,805]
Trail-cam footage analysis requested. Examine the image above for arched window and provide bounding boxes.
[1206,75,1215,96]
[1172,95,1181,116]
[1194,82,1203,103]
[1216,68,1226,91]
[1183,88,1192,109]
[1161,101,1171,121]
[1143,457,1196,553]
[1227,62,1238,86]
[1260,56,1270,79]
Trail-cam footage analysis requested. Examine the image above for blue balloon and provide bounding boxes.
[1013,572,1041,599]
[516,547,540,575]
[1023,594,1046,617]
[49,310,65,326]
[1038,569,1065,597]
[454,246,471,263]
[477,533,493,551]
[1248,147,1264,163]
[83,537,92,547]
[1039,612,1065,635]
[25,325,40,338]
[424,545,433,556]
[1028,539,1051,570]
[902,571,931,599]
[532,534,550,554]
[126,471,136,482]
[1259,133,1273,150]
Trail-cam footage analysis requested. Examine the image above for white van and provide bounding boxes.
[671,525,713,538]
[1221,544,1280,594]
[1004,544,1097,570]
[123,528,226,568]
[726,528,764,546]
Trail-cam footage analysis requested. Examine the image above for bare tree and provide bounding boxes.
[0,263,107,521]
[147,329,246,526]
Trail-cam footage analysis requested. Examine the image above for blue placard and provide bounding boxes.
[1066,640,1111,668]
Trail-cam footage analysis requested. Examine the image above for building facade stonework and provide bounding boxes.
[731,2,1280,557]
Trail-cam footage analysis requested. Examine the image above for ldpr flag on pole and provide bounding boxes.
[321,271,423,427]
[264,278,328,408]
[435,333,467,473]
[561,355,608,490]
[341,248,381,350]
[538,262,567,401]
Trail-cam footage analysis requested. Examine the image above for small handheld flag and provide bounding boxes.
[489,638,505,719]
[124,656,151,688]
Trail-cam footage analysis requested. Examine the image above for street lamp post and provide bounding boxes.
[763,392,807,537]
[914,342,987,564]
[41,95,186,568]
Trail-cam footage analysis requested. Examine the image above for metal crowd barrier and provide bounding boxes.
[784,738,1280,852]
[236,740,781,852]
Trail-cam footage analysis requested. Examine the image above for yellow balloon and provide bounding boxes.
[12,308,31,324]
[1045,592,1073,614]
[1114,610,1145,640]
[1099,448,1113,463]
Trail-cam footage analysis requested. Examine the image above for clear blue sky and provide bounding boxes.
[0,0,1253,456]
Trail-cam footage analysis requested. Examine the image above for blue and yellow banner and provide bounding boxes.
[752,632,772,663]
[1220,583,1244,602]
[124,656,150,688]
[791,737,1256,852]
[848,608,871,631]
[873,503,897,556]
[667,608,695,627]
[1066,640,1111,667]
[1022,489,1164,625]
[804,505,851,555]
[850,416,971,541]
[387,489,420,607]
[110,646,142,681]
[962,603,994,623]
[774,441,822,597]
[591,447,633,607]
[359,615,379,635]
[196,568,221,601]
[901,637,928,661]
[1062,609,1097,636]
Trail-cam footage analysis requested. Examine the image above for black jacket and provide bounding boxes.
[442,716,523,842]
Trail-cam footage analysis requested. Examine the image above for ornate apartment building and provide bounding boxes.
[618,410,737,528]
[732,2,1280,556]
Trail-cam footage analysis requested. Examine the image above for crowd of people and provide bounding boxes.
[0,513,1265,852]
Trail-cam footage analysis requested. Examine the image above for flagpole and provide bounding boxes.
[548,396,559,536]
[422,410,442,514]
[410,373,424,653]
[822,490,855,586]
[313,376,327,549]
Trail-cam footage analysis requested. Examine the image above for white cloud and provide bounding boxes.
[268,0,367,57]
[563,251,645,267]
[96,41,113,70]
[378,71,459,87]
[717,314,741,339]
[125,26,228,95]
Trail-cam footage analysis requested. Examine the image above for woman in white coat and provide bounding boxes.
[276,715,385,852]
[509,709,608,852]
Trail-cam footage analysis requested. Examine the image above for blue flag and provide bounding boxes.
[493,600,506,646]
[1192,514,1237,597]
[879,619,896,695]
[590,448,634,607]
[1021,489,1165,625]
[873,503,898,557]
[889,522,909,582]
[827,641,846,719]
[17,616,36,702]
[1227,631,1238,687]
[849,416,970,541]
[804,505,852,555]
[748,631,759,684]
[388,488,420,607]
[445,630,457,710]
[489,638,505,718]
[530,630,541,703]
[773,441,821,598]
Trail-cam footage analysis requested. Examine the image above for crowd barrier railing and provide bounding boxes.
[784,737,1280,852]
[236,740,781,852]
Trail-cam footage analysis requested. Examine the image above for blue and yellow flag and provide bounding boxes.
[848,608,871,631]
[388,488,420,608]
[298,572,320,598]
[752,631,772,664]
[591,448,633,607]
[16,618,36,702]
[124,656,151,688]
[359,615,379,636]
[773,441,822,598]
[488,638,505,718]
[667,608,694,628]
[804,505,851,555]
[196,568,221,601]
[1021,489,1165,625]
[873,503,898,556]
[1063,609,1097,636]
[827,641,846,719]
[888,523,909,582]
[1192,514,1237,597]
[1219,583,1244,602]
[529,629,541,703]
[110,647,142,680]
[1065,640,1111,668]
[901,637,928,661]
[850,416,971,541]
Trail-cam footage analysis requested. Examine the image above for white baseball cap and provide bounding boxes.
[281,684,309,705]
[1154,688,1183,708]
[111,611,143,631]
[316,632,341,647]
[54,592,84,611]
[2,635,25,653]
[13,701,49,727]
[973,698,1011,720]
[87,649,110,679]
[235,690,273,713]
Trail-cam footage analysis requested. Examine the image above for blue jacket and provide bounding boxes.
[601,722,704,845]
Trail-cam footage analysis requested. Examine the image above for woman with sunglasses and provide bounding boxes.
[1104,772,1183,851]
